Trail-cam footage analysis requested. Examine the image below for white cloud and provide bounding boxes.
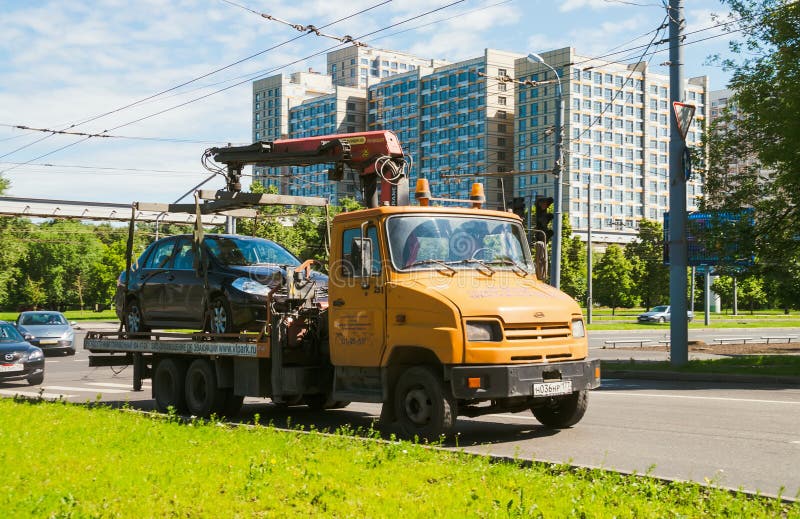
[559,0,616,13]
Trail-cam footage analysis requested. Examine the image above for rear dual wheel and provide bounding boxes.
[154,357,242,418]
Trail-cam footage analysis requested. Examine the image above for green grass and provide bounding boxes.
[603,355,800,377]
[0,399,797,517]
[0,309,118,322]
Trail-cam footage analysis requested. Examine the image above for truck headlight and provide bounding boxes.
[572,319,586,338]
[466,321,502,342]
[232,277,271,296]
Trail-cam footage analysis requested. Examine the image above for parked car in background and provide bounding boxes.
[637,305,694,324]
[115,234,328,334]
[15,311,76,355]
[0,321,44,385]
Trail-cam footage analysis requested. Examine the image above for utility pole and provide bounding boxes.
[586,172,593,324]
[668,0,689,367]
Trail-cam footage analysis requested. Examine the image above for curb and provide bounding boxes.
[603,369,800,386]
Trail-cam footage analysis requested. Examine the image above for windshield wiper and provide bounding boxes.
[487,256,529,277]
[453,258,496,276]
[404,259,457,274]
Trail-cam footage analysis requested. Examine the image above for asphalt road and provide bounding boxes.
[1,326,798,499]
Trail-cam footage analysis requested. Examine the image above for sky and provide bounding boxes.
[0,0,737,205]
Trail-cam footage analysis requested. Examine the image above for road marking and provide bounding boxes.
[0,389,77,399]
[86,382,150,389]
[42,385,130,394]
[598,392,800,405]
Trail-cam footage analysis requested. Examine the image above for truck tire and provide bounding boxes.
[394,366,456,440]
[531,390,588,429]
[125,299,151,333]
[184,359,226,417]
[153,357,187,414]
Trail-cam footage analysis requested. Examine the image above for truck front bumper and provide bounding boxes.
[448,359,601,399]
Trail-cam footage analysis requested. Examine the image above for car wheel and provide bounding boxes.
[126,300,151,333]
[27,372,44,386]
[67,348,76,356]
[532,390,588,429]
[658,316,666,324]
[208,297,234,334]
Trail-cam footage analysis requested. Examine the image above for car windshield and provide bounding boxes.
[0,323,25,342]
[651,306,669,313]
[387,215,533,272]
[205,236,300,267]
[19,313,67,326]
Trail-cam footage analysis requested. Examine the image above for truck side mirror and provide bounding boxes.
[350,238,373,279]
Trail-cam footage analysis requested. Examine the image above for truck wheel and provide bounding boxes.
[394,366,456,441]
[184,359,226,417]
[153,357,187,414]
[126,300,151,333]
[531,390,588,429]
[209,297,233,334]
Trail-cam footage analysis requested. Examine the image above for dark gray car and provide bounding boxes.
[0,321,45,385]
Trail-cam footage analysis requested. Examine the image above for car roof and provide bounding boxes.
[154,234,277,243]
[19,310,65,315]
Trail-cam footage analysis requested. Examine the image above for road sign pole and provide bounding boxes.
[669,0,689,367]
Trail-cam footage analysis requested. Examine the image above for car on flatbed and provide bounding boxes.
[115,234,327,333]
[0,321,44,385]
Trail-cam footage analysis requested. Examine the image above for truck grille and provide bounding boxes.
[503,322,572,341]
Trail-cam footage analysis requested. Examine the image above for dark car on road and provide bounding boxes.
[115,234,327,333]
[0,321,45,385]
[15,311,77,355]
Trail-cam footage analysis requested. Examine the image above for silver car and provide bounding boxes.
[637,305,694,324]
[15,311,77,355]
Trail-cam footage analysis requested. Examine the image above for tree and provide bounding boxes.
[624,220,668,310]
[593,245,638,315]
[558,215,586,303]
[704,0,800,302]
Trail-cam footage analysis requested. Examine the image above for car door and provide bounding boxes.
[137,238,178,322]
[163,237,206,325]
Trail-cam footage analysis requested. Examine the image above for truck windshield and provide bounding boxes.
[387,215,532,272]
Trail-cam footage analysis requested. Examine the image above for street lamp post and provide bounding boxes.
[527,53,563,289]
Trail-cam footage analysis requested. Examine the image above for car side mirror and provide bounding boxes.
[70,321,78,326]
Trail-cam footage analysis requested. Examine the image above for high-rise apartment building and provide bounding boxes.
[367,49,522,208]
[252,71,334,192]
[514,47,708,244]
[285,86,367,200]
[327,46,447,89]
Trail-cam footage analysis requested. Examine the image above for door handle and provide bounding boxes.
[332,298,345,307]
[166,274,175,281]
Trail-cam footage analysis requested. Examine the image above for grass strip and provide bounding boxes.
[603,355,800,377]
[0,399,797,517]
[0,309,118,322]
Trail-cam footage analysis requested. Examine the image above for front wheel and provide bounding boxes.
[531,390,588,429]
[658,316,666,324]
[27,372,44,386]
[393,366,456,441]
[208,297,233,334]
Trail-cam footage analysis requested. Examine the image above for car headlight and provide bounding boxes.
[61,330,74,340]
[27,349,44,361]
[466,321,502,342]
[572,318,586,338]
[231,277,271,296]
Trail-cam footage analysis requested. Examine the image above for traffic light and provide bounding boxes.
[534,196,554,240]
[511,197,526,220]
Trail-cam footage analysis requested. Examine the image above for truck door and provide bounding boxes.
[328,223,386,367]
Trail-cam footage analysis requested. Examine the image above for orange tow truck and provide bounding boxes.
[85,130,599,439]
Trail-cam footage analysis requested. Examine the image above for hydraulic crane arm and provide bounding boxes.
[207,130,409,208]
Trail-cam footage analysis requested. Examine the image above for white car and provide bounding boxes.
[15,311,76,355]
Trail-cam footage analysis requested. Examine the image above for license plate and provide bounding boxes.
[533,380,573,397]
[39,339,58,345]
[0,363,24,373]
